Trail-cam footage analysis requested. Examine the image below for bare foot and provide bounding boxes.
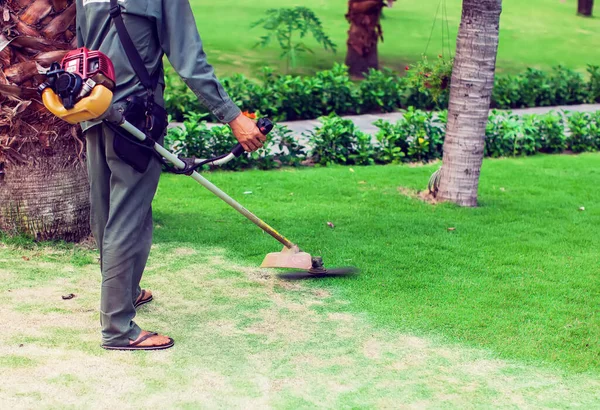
[130,330,172,347]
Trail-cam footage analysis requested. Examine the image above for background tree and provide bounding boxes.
[0,0,90,241]
[436,0,503,207]
[578,0,594,16]
[345,0,386,78]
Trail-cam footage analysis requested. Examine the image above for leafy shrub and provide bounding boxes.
[263,64,358,121]
[373,119,407,164]
[373,108,446,163]
[492,67,587,110]
[165,109,600,172]
[587,65,600,103]
[550,66,588,106]
[520,68,554,108]
[485,111,520,157]
[165,116,305,171]
[401,83,438,111]
[535,111,567,153]
[492,75,523,109]
[403,108,445,162]
[163,64,599,123]
[308,114,374,166]
[166,112,212,158]
[266,124,307,168]
[485,111,540,157]
[567,112,599,153]
[359,68,402,113]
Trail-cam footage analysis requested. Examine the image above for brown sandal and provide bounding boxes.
[134,289,153,309]
[102,332,174,351]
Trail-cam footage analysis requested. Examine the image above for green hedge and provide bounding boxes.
[165,64,600,123]
[165,109,600,171]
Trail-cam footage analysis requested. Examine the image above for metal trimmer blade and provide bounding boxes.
[277,266,360,280]
[261,245,313,270]
[276,255,360,281]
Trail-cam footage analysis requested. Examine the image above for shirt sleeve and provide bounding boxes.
[75,0,84,47]
[156,0,241,123]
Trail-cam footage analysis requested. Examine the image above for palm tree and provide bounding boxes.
[345,0,386,78]
[0,0,90,242]
[436,0,503,207]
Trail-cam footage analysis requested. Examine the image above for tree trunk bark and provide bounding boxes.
[0,0,89,242]
[578,0,594,16]
[0,164,90,242]
[437,0,503,207]
[345,44,379,78]
[345,0,385,78]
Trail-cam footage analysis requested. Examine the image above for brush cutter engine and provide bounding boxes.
[39,48,116,124]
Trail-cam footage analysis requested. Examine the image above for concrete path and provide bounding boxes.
[170,104,600,138]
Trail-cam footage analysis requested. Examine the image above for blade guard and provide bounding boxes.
[41,85,113,125]
[261,245,313,270]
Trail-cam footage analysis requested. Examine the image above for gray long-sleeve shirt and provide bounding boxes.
[76,0,241,131]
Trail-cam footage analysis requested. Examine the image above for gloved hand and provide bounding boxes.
[228,113,267,152]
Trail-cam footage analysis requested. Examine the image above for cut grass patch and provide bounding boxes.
[1,242,599,407]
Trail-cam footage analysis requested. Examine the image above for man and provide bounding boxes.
[76,0,266,350]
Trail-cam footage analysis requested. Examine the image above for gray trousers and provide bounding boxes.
[85,123,161,346]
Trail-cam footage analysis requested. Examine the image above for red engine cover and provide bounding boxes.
[61,47,116,89]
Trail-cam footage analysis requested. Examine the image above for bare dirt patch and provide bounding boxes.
[173,247,197,256]
[397,186,439,204]
[0,268,14,281]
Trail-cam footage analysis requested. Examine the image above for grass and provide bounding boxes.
[1,154,600,406]
[188,0,600,77]
[151,153,600,373]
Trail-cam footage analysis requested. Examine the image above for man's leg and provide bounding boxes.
[100,123,162,347]
[85,125,111,267]
[131,206,153,304]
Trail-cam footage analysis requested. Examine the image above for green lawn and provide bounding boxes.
[1,154,600,406]
[152,154,600,373]
[189,0,600,77]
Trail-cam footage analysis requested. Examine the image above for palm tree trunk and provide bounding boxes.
[578,0,594,16]
[437,0,503,207]
[345,0,385,78]
[0,0,90,242]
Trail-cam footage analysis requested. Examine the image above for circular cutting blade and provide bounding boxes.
[277,267,360,281]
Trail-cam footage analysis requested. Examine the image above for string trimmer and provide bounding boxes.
[38,47,358,280]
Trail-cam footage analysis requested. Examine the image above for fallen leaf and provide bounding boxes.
[62,293,76,300]
[349,168,355,173]
[327,222,335,229]
[447,227,456,231]
[22,256,29,261]
[19,344,23,348]
[289,192,294,196]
